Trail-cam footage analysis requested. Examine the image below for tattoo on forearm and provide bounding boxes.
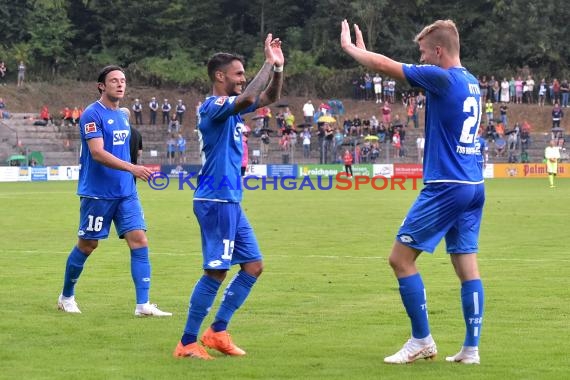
[242,63,272,99]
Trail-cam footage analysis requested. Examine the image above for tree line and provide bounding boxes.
[1,0,569,97]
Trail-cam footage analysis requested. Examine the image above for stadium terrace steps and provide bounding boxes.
[0,113,557,166]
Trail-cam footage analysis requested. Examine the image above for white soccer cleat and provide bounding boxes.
[134,303,172,317]
[446,348,480,364]
[58,295,81,313]
[384,338,437,364]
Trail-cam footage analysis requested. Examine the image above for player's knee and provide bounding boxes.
[242,261,263,278]
[77,239,98,255]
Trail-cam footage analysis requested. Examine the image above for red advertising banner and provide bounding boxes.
[393,164,423,178]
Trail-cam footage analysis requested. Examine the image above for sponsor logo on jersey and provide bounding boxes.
[214,96,227,106]
[113,130,130,145]
[108,119,114,125]
[235,122,244,141]
[207,260,223,268]
[84,122,97,134]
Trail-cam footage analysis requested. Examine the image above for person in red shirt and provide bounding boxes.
[343,149,353,177]
[40,105,50,125]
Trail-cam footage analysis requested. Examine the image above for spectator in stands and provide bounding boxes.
[495,122,505,139]
[71,107,81,126]
[416,91,425,108]
[302,99,314,126]
[0,61,6,85]
[17,61,25,87]
[525,75,535,104]
[538,79,547,107]
[500,78,510,103]
[406,97,418,128]
[520,124,531,151]
[515,76,523,104]
[40,105,51,125]
[168,113,180,134]
[132,99,143,125]
[343,149,353,177]
[177,133,187,164]
[370,115,379,135]
[381,102,392,125]
[166,134,176,164]
[176,99,186,125]
[323,122,334,163]
[301,127,311,158]
[552,102,563,129]
[162,99,171,125]
[351,114,362,136]
[378,123,387,143]
[507,131,518,162]
[560,80,569,108]
[392,129,401,159]
[416,132,425,163]
[373,73,383,103]
[499,103,508,128]
[334,127,344,158]
[494,137,506,157]
[479,75,488,104]
[0,97,5,109]
[550,78,560,105]
[61,106,73,127]
[485,98,494,124]
[148,97,159,125]
[485,122,497,141]
[260,130,270,162]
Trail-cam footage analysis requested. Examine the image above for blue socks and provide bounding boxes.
[398,273,430,339]
[130,247,151,304]
[182,275,222,345]
[461,279,484,347]
[212,271,257,332]
[62,246,89,297]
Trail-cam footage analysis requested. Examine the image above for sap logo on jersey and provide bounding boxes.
[113,130,130,145]
[234,122,244,141]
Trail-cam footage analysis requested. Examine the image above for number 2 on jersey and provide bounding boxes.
[459,96,481,144]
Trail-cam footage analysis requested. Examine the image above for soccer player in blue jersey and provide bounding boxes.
[341,20,485,364]
[57,65,171,317]
[173,35,284,360]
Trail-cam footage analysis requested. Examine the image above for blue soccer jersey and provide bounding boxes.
[403,64,483,184]
[77,101,135,199]
[194,96,256,202]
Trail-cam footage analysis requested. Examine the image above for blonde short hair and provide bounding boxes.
[414,20,460,56]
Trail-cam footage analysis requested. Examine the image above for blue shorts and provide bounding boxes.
[397,182,485,254]
[78,193,146,240]
[193,201,262,270]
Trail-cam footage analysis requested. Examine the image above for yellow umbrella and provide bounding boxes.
[317,115,336,123]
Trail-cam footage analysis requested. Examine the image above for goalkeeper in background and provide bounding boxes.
[545,139,561,188]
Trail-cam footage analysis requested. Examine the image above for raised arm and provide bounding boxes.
[237,34,284,111]
[340,20,406,82]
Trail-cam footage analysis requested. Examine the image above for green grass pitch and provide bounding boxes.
[0,178,569,379]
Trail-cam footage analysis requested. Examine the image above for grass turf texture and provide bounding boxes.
[0,179,568,379]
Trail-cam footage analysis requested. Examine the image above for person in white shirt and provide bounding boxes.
[302,100,315,126]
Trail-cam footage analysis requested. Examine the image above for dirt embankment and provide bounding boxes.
[0,81,560,134]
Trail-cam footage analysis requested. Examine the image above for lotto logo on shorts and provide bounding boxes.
[112,130,130,145]
[84,122,97,134]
